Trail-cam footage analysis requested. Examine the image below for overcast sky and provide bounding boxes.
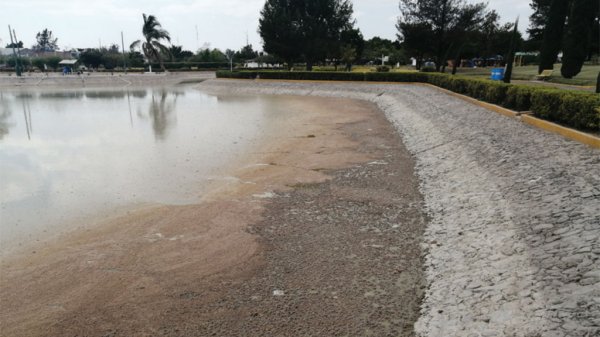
[0,0,532,52]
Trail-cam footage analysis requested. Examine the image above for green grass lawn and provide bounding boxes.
[307,64,598,90]
[451,64,599,87]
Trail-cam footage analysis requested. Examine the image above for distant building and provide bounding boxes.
[59,59,79,68]
[244,60,281,69]
[0,48,14,56]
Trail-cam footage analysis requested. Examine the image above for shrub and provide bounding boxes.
[152,62,230,70]
[483,82,510,105]
[376,65,390,72]
[465,79,488,100]
[559,93,600,130]
[530,89,563,122]
[216,70,257,79]
[531,89,600,130]
[503,86,534,111]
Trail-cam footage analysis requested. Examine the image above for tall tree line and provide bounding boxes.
[397,0,488,71]
[258,0,361,70]
[396,0,521,72]
[534,0,599,77]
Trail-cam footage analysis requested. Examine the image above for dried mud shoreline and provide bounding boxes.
[0,91,426,336]
[201,79,600,337]
[157,98,427,337]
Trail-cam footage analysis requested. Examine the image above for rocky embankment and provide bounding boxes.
[200,79,600,337]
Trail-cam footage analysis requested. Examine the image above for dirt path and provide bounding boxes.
[0,95,426,336]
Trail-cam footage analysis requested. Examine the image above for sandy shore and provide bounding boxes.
[0,87,425,336]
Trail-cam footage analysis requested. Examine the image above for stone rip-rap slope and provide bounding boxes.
[200,79,600,337]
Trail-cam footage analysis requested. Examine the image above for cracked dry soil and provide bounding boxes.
[157,104,427,337]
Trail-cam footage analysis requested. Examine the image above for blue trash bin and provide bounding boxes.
[491,68,505,81]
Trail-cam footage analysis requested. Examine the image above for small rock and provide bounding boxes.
[533,224,554,232]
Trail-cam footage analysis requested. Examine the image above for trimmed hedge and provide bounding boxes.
[216,70,600,131]
[150,62,231,70]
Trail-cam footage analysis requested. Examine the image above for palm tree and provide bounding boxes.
[130,14,171,71]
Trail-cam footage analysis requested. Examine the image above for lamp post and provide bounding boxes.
[8,25,22,76]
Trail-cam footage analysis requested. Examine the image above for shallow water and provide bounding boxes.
[0,86,292,248]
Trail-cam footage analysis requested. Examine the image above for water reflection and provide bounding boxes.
[21,98,33,140]
[0,93,13,140]
[85,90,147,100]
[0,86,295,250]
[40,92,85,99]
[148,90,177,140]
[0,88,188,141]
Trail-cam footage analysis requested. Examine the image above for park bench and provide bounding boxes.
[536,69,553,81]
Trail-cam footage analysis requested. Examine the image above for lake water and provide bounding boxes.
[0,86,292,249]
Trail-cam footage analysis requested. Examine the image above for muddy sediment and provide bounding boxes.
[161,100,427,337]
[0,94,426,336]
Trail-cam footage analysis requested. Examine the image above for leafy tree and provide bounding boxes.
[34,29,58,52]
[397,22,434,69]
[255,53,281,66]
[31,57,45,71]
[102,54,122,70]
[45,56,61,70]
[106,44,121,54]
[169,45,194,61]
[130,14,171,71]
[538,0,570,73]
[363,37,402,64]
[6,56,31,69]
[338,28,364,70]
[128,51,145,67]
[591,16,600,60]
[189,48,228,63]
[561,0,600,78]
[5,41,23,48]
[300,0,355,70]
[259,0,356,70]
[259,0,302,69]
[210,49,228,62]
[476,11,504,58]
[463,11,522,62]
[28,56,60,70]
[526,0,552,50]
[225,49,235,61]
[397,0,486,71]
[442,2,488,72]
[79,49,104,69]
[236,44,259,62]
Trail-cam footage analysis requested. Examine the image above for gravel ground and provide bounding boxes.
[200,79,600,337]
